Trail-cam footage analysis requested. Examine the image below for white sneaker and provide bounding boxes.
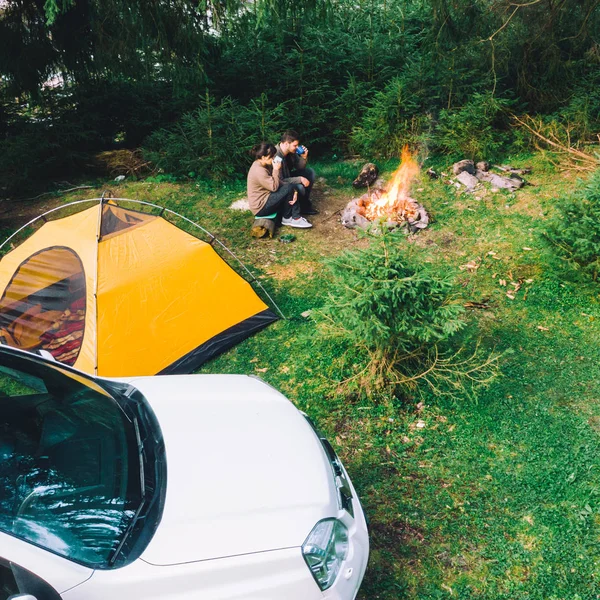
[281,216,313,229]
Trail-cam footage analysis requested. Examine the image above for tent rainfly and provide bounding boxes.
[0,200,278,377]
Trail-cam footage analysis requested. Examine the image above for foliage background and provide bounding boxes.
[1,0,600,191]
[2,2,600,596]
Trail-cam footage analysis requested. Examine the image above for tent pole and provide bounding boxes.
[0,197,287,320]
[93,201,103,376]
[108,198,287,320]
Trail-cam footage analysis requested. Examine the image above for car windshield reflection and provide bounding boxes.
[0,353,143,567]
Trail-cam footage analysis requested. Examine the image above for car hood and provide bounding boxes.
[124,374,338,566]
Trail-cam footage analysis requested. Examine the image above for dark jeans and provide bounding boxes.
[289,167,316,212]
[255,183,300,219]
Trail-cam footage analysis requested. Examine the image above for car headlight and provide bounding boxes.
[302,518,349,590]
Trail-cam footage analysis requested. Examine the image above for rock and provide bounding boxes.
[476,161,490,172]
[407,205,430,232]
[341,197,371,229]
[353,163,379,188]
[453,160,475,176]
[114,175,126,182]
[456,171,479,189]
[476,170,523,190]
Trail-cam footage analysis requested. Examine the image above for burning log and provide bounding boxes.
[342,147,429,233]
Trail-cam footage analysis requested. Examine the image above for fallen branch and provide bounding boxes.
[322,208,343,223]
[512,114,599,170]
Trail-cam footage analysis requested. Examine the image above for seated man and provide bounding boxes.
[275,130,318,216]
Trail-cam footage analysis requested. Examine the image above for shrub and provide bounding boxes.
[546,168,600,280]
[434,92,512,160]
[0,120,87,195]
[315,231,499,398]
[349,77,430,159]
[143,92,289,180]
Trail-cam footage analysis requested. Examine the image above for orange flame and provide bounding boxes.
[366,145,420,221]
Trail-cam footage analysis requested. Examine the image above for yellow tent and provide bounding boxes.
[0,201,277,376]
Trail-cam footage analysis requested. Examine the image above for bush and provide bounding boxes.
[315,231,499,398]
[0,81,185,195]
[434,92,512,160]
[349,77,430,159]
[0,120,87,195]
[143,92,289,179]
[546,168,600,280]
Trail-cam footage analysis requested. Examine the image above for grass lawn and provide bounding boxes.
[7,153,600,598]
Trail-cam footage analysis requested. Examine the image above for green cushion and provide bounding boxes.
[255,213,277,220]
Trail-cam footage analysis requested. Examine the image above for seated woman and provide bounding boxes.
[247,142,313,229]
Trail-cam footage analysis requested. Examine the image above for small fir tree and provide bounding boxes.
[546,168,600,280]
[316,231,499,399]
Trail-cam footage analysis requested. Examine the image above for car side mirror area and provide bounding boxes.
[10,562,62,600]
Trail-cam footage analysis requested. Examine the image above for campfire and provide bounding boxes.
[342,146,429,232]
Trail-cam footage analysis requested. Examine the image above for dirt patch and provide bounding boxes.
[588,416,600,433]
[0,197,57,232]
[305,186,370,253]
[270,261,321,281]
[369,519,426,548]
[0,186,99,243]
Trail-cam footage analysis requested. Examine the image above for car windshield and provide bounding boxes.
[0,352,142,567]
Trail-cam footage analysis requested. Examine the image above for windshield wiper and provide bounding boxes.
[108,417,146,567]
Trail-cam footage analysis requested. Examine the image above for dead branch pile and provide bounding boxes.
[93,149,153,179]
[512,114,599,172]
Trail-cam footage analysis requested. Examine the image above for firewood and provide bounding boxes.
[251,218,276,239]
[494,164,532,175]
[453,160,476,175]
[353,163,379,187]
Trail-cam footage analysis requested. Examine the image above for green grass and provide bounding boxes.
[37,154,600,598]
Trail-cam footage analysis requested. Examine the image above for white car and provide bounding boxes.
[0,346,368,600]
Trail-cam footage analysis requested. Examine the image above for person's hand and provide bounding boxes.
[300,176,310,187]
[301,148,309,159]
[289,191,298,205]
[272,160,282,172]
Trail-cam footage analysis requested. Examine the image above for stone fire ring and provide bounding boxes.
[341,195,430,233]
